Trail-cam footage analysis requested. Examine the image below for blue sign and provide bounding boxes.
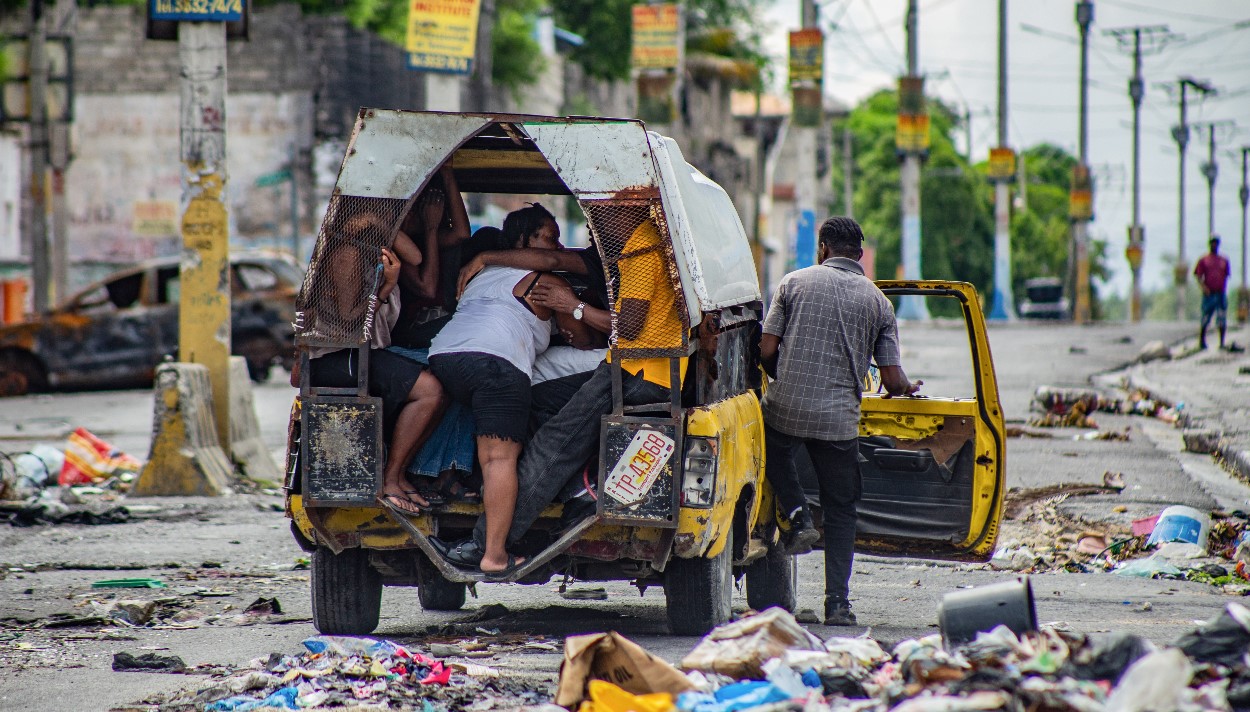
[151,0,244,22]
[794,209,816,269]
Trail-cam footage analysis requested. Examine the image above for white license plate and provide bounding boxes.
[604,429,676,505]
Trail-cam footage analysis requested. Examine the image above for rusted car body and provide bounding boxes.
[0,252,301,395]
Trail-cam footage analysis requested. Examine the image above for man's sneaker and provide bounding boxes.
[781,509,819,556]
[824,597,857,626]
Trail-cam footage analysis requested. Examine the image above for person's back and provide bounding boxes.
[430,266,551,375]
[758,215,918,628]
[762,261,896,441]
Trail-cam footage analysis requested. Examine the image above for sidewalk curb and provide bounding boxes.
[1117,365,1250,489]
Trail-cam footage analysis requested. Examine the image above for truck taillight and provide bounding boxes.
[681,436,718,508]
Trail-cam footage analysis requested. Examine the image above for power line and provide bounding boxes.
[1097,0,1238,26]
[856,0,905,65]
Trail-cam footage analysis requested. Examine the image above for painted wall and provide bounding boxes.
[68,92,314,262]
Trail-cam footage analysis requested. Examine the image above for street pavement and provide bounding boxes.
[2,318,1249,711]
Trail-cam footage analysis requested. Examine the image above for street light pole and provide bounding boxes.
[1071,0,1093,323]
[1239,147,1249,323]
[27,0,51,314]
[1106,25,1174,322]
[1173,77,1216,320]
[896,0,929,320]
[988,0,1014,321]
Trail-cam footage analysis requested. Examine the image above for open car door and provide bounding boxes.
[797,280,1006,561]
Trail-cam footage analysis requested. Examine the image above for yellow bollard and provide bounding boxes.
[132,362,234,497]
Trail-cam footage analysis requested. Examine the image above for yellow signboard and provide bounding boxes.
[988,147,1016,180]
[133,200,179,238]
[406,0,482,74]
[632,4,680,70]
[895,114,930,153]
[789,28,823,84]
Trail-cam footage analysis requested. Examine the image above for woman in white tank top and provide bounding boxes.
[422,205,595,578]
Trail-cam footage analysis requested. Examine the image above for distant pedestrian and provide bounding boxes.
[758,216,920,626]
[1194,236,1231,350]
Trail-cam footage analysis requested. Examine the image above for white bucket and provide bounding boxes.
[1146,505,1211,552]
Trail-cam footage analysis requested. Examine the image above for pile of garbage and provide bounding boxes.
[992,496,1250,592]
[560,605,1250,712]
[0,428,142,525]
[1028,386,1184,430]
[139,635,551,711]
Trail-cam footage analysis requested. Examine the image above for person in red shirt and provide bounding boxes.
[1194,236,1231,350]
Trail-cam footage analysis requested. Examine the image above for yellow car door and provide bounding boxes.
[856,281,1006,560]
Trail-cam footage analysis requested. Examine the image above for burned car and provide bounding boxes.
[0,252,301,395]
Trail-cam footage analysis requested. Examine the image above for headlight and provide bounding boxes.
[681,436,718,508]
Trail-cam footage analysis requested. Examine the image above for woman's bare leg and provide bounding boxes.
[380,371,447,511]
[476,435,524,573]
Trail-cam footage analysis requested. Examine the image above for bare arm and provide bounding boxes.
[528,281,612,337]
[532,275,600,349]
[392,230,439,300]
[759,332,780,379]
[880,364,922,398]
[458,248,590,298]
[437,164,471,247]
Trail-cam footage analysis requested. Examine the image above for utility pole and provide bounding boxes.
[1171,77,1216,320]
[896,0,929,319]
[178,21,233,451]
[1106,25,1175,323]
[788,0,821,269]
[1071,0,1094,323]
[843,124,854,219]
[1193,121,1235,241]
[1239,147,1249,323]
[988,0,1015,321]
[27,0,51,314]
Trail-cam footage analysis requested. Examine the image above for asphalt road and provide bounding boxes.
[2,318,1246,711]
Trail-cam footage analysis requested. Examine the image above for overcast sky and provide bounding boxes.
[759,0,1250,297]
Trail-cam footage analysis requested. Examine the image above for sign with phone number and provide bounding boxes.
[150,0,243,22]
[604,429,676,506]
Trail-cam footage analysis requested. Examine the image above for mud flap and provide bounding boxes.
[301,395,383,506]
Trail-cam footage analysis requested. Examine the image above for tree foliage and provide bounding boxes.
[834,90,1103,315]
[551,0,767,83]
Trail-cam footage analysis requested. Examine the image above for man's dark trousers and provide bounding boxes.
[471,361,670,549]
[764,424,862,601]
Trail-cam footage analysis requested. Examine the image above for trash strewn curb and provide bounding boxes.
[1118,366,1250,487]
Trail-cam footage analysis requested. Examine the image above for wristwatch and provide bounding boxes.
[572,303,586,321]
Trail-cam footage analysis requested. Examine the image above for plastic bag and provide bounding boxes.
[59,428,140,486]
[578,680,675,712]
[1174,602,1250,667]
[1105,649,1193,712]
[1112,557,1183,579]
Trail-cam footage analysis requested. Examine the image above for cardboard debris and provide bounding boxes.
[556,631,693,708]
[680,607,825,679]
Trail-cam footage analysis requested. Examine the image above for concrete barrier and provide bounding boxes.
[132,362,234,496]
[229,356,282,483]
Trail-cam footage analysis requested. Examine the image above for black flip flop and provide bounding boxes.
[481,554,526,582]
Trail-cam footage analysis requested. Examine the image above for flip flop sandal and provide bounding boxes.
[378,493,427,516]
[481,554,526,582]
[438,480,481,504]
[406,487,446,507]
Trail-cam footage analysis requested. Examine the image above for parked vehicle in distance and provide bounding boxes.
[0,252,301,396]
[1019,277,1069,320]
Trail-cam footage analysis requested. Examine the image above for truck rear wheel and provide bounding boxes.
[416,553,467,611]
[665,541,732,635]
[312,546,381,634]
[745,545,797,612]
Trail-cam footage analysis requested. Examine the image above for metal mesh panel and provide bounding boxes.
[581,199,689,358]
[295,195,409,346]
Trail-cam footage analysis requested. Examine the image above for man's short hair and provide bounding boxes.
[819,216,865,255]
[1211,236,1221,246]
